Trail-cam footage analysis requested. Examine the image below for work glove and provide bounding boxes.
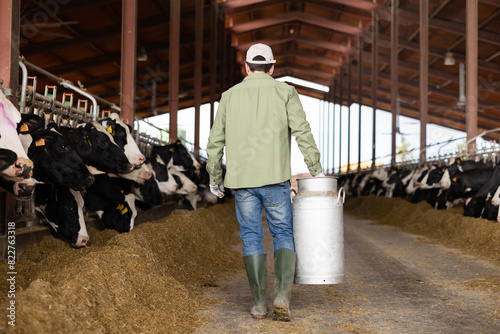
[313,172,325,177]
[210,184,225,198]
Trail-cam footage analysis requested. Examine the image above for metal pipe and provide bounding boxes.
[23,59,101,120]
[60,80,98,121]
[18,60,28,113]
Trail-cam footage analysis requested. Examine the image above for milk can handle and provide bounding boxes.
[337,187,345,204]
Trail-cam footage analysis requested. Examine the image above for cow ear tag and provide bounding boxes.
[116,203,128,215]
[20,123,30,133]
[35,138,46,147]
[452,177,457,182]
[107,125,115,136]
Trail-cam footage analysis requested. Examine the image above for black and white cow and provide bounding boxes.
[464,161,500,218]
[150,160,178,195]
[35,183,89,248]
[84,174,137,233]
[361,167,388,196]
[151,140,202,172]
[98,113,146,174]
[0,91,34,181]
[384,167,414,199]
[59,122,133,174]
[27,129,94,190]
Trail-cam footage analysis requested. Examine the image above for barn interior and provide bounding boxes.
[3,0,500,148]
[1,1,500,332]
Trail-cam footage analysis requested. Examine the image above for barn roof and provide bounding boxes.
[16,0,500,139]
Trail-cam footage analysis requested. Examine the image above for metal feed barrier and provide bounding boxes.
[0,59,194,259]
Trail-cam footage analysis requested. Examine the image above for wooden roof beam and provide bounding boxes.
[398,8,500,47]
[230,11,363,36]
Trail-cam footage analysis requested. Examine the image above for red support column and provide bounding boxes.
[194,0,204,154]
[120,0,138,124]
[347,55,351,173]
[209,0,218,128]
[420,0,429,163]
[466,0,478,153]
[371,10,378,170]
[390,0,399,167]
[169,0,181,143]
[0,0,20,228]
[357,37,363,171]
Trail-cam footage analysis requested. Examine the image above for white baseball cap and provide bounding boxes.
[246,43,276,64]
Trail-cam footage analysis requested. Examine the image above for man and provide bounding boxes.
[206,43,323,322]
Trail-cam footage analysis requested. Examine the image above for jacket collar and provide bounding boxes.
[243,72,273,81]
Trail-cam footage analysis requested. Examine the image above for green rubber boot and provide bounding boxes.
[272,248,297,322]
[243,254,268,319]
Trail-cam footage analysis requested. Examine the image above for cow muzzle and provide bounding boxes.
[71,234,89,248]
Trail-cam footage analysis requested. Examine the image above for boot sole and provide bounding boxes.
[251,314,267,319]
[272,305,291,322]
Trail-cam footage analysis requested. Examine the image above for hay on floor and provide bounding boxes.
[0,200,242,333]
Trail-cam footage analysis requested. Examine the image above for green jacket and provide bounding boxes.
[206,72,322,189]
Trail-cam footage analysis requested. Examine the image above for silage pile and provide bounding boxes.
[0,201,242,333]
[344,195,500,264]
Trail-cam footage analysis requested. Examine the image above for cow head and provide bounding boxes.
[66,123,133,174]
[36,185,89,248]
[99,194,137,233]
[28,130,94,190]
[99,113,146,168]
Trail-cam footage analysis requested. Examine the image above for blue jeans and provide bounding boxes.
[234,181,294,256]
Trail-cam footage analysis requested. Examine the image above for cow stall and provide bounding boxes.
[1,60,216,259]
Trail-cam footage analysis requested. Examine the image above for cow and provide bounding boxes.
[384,168,414,199]
[192,161,219,205]
[35,183,89,248]
[361,167,388,196]
[440,158,491,190]
[110,164,164,210]
[484,185,500,222]
[84,174,137,233]
[27,129,94,190]
[416,164,444,207]
[59,122,133,174]
[151,140,202,172]
[464,161,500,218]
[98,113,146,169]
[0,90,34,180]
[0,148,35,199]
[149,160,178,195]
[444,167,492,206]
[409,166,429,203]
[0,148,17,174]
[168,165,198,195]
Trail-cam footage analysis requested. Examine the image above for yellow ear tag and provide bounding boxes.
[20,123,29,133]
[120,207,128,215]
[35,138,46,147]
[452,177,457,182]
[107,125,115,136]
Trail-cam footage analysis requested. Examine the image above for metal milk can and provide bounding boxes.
[292,177,345,284]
